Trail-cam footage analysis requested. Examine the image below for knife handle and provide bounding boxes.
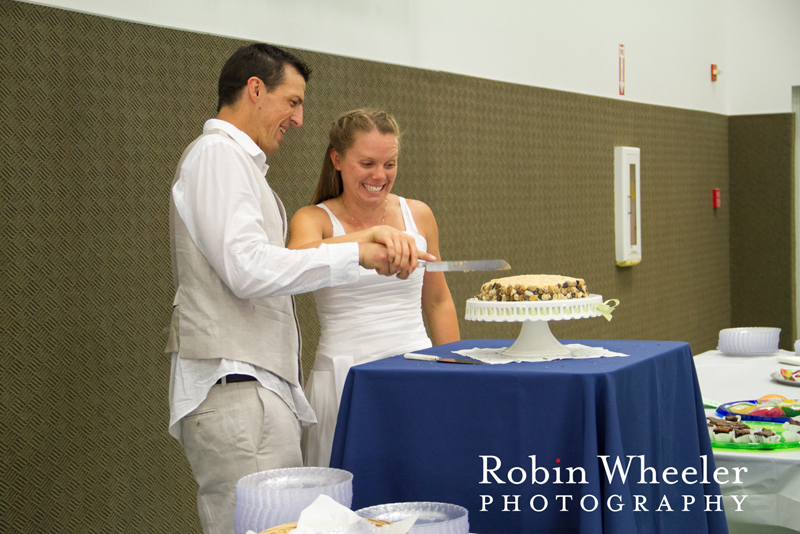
[404,353,440,362]
[778,355,800,366]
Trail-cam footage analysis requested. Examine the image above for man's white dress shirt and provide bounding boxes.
[168,119,360,444]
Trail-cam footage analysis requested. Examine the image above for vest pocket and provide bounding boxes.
[252,302,293,324]
[164,305,180,353]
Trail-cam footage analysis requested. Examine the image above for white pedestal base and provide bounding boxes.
[502,320,572,358]
[465,295,609,360]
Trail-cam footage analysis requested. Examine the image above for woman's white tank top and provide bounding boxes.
[312,197,433,368]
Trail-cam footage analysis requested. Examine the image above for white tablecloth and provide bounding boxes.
[694,350,800,533]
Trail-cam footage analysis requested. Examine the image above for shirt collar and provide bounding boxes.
[204,118,269,174]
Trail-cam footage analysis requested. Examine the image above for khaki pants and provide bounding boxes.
[181,380,302,534]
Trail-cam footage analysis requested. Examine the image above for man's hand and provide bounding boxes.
[367,225,434,276]
[358,242,436,279]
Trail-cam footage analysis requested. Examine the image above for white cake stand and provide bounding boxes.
[465,295,606,359]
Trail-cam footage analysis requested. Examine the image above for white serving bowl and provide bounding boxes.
[718,327,781,355]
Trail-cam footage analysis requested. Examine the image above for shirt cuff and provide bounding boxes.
[324,242,360,285]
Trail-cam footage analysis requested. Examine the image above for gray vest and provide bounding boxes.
[164,130,302,386]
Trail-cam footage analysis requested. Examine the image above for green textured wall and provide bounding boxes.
[1,2,738,532]
[729,114,796,349]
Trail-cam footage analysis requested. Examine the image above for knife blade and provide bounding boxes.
[419,259,510,272]
[404,353,486,365]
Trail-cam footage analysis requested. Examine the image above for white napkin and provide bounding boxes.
[454,344,629,364]
[287,495,417,534]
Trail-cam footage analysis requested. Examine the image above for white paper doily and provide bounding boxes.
[454,344,630,364]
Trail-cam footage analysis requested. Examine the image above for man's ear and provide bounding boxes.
[246,77,262,101]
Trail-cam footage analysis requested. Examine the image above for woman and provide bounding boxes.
[288,109,460,467]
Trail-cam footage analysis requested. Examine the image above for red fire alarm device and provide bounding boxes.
[712,188,721,208]
[711,64,718,82]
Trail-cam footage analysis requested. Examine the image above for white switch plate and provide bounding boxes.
[615,147,641,267]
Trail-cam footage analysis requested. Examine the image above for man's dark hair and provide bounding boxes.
[217,43,312,112]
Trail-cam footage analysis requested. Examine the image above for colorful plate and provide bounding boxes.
[771,371,800,388]
[717,395,800,422]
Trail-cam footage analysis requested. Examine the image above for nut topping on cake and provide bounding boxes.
[476,275,589,302]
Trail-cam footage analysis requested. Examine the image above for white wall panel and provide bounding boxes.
[725,0,800,115]
[20,0,800,114]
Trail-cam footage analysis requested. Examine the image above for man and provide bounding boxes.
[165,43,430,534]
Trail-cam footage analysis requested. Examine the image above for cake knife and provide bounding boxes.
[404,353,486,365]
[418,259,510,272]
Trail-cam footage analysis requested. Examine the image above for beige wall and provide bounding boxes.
[729,114,796,349]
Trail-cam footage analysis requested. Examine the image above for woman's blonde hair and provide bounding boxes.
[311,109,401,205]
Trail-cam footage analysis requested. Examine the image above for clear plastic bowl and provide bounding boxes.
[233,467,354,534]
[355,502,469,534]
[718,327,781,355]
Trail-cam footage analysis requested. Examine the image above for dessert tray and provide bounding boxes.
[710,421,800,451]
[708,396,800,450]
[465,295,615,358]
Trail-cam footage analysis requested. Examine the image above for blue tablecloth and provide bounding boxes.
[331,339,729,534]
